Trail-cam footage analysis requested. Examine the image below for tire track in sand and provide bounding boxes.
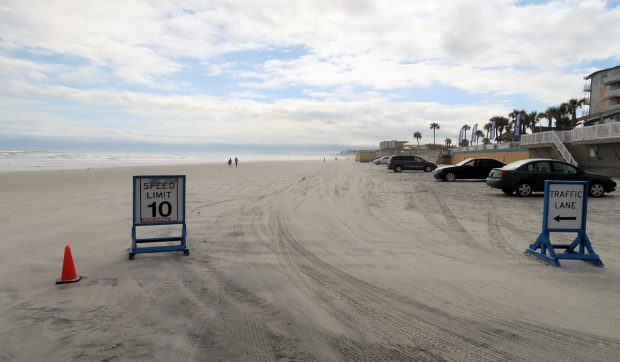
[266,170,620,362]
[269,179,517,361]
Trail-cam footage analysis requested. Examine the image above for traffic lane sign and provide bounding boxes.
[546,183,585,230]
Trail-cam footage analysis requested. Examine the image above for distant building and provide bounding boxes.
[379,140,408,155]
[583,65,620,122]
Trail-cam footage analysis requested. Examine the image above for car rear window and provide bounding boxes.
[552,162,577,174]
[527,161,552,173]
[503,159,533,170]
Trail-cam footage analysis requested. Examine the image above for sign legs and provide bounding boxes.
[129,223,189,260]
[526,232,560,267]
[526,231,603,267]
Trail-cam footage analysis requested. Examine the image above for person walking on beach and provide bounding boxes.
[228,158,232,167]
[234,157,238,167]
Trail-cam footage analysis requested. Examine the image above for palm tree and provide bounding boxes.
[483,122,492,138]
[556,103,571,130]
[520,111,530,135]
[508,109,527,136]
[461,124,470,145]
[566,98,586,129]
[475,130,484,145]
[429,122,440,146]
[413,131,422,149]
[544,107,556,129]
[445,138,452,148]
[527,111,542,133]
[494,117,509,142]
[536,112,545,132]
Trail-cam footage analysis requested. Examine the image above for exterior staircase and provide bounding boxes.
[550,131,578,166]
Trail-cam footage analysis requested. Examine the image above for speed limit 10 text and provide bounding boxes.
[143,181,176,199]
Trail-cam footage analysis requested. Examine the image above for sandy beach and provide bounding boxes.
[1,160,620,361]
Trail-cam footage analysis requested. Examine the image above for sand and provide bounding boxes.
[1,160,619,361]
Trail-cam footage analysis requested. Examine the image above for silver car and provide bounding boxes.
[373,156,391,165]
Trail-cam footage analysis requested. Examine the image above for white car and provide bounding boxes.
[373,156,391,165]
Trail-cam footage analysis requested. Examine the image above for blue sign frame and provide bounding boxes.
[526,180,603,267]
[130,175,189,259]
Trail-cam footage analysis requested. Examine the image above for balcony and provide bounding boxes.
[604,88,620,99]
[583,81,591,91]
[584,96,591,105]
[603,73,620,85]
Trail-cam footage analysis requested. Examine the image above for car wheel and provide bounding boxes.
[394,165,402,172]
[590,183,605,197]
[444,172,456,182]
[516,182,532,197]
[502,188,513,195]
[424,165,433,172]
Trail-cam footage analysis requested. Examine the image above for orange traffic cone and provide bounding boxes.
[56,244,81,284]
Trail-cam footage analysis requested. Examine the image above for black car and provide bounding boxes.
[486,158,616,197]
[387,155,437,173]
[433,158,506,181]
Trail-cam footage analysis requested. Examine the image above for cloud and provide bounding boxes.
[1,83,507,147]
[0,0,617,150]
[2,1,618,87]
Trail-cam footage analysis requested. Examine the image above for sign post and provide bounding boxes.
[526,180,603,267]
[130,175,189,260]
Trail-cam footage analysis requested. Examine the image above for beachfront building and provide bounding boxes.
[583,65,620,123]
[379,140,408,155]
[519,65,620,176]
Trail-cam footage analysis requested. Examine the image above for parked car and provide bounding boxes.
[373,156,391,165]
[486,158,616,197]
[387,155,437,173]
[574,120,595,128]
[433,158,506,181]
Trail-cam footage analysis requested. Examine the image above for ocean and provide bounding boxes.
[0,150,323,172]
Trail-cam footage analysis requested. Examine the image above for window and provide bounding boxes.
[552,162,577,174]
[415,157,424,162]
[527,161,551,173]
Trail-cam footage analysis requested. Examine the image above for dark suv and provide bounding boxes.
[387,156,437,173]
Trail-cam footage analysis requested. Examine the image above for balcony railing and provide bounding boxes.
[583,82,591,91]
[451,142,522,152]
[521,123,620,146]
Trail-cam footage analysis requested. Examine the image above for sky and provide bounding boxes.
[1,0,620,154]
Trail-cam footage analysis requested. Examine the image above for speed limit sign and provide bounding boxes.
[130,175,188,259]
[134,176,185,224]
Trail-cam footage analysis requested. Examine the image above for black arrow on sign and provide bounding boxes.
[554,215,577,222]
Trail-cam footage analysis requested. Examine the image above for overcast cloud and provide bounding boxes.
[1,0,619,152]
